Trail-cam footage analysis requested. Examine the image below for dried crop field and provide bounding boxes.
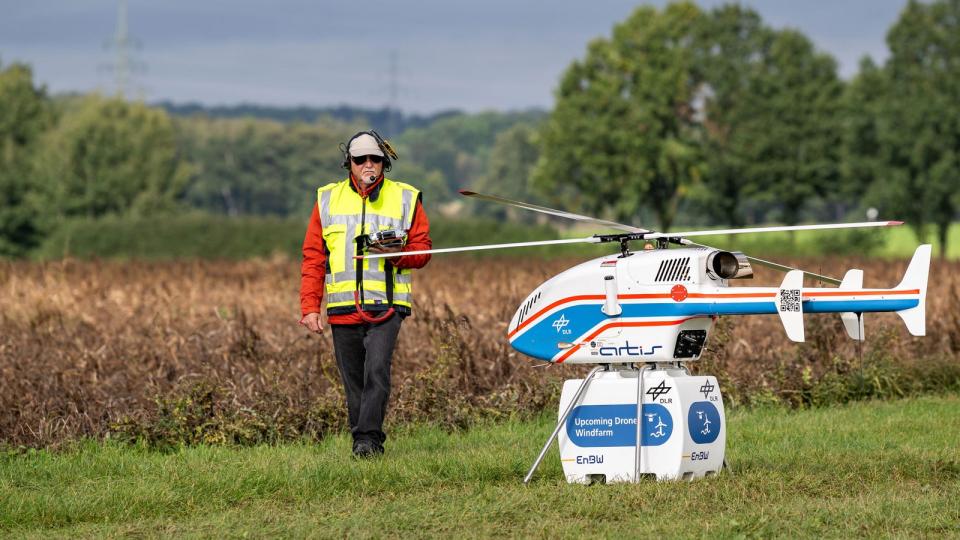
[1,255,958,448]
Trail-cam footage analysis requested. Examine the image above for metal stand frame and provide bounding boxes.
[523,365,603,484]
[633,363,653,483]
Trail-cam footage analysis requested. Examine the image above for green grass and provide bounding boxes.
[3,396,960,538]
[879,223,960,259]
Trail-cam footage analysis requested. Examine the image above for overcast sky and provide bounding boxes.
[0,0,909,114]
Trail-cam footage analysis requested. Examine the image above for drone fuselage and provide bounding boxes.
[507,246,928,364]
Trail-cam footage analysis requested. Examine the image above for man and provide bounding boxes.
[300,130,431,458]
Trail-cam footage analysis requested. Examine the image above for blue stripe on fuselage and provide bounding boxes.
[803,299,918,313]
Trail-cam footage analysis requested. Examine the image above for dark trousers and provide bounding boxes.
[331,313,402,446]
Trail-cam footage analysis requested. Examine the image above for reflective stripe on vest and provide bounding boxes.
[318,178,419,311]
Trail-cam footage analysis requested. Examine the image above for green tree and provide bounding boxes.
[178,117,350,217]
[741,30,843,226]
[387,160,449,215]
[397,110,545,205]
[34,96,188,219]
[0,60,51,256]
[866,0,960,257]
[839,58,887,218]
[690,5,771,227]
[692,9,844,228]
[534,2,705,231]
[177,117,452,219]
[471,122,545,221]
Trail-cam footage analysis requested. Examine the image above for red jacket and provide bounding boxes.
[300,174,432,324]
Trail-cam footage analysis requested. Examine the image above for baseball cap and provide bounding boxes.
[348,133,384,157]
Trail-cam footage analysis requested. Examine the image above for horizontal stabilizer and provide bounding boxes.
[839,269,865,341]
[895,245,932,336]
[776,270,805,342]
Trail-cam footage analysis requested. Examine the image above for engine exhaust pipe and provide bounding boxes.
[602,275,622,316]
[707,251,753,280]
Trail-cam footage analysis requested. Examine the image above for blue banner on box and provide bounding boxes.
[566,404,673,447]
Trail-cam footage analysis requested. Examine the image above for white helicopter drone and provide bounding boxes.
[362,190,931,484]
[365,189,929,360]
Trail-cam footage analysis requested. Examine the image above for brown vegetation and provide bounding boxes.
[1,255,958,448]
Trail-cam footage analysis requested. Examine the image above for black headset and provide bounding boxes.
[339,130,399,172]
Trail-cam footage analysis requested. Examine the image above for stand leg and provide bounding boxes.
[633,363,652,483]
[523,365,604,484]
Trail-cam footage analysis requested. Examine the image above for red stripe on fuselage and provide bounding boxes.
[688,292,776,299]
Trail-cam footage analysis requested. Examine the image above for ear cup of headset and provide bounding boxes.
[341,133,367,170]
[340,131,395,171]
[339,142,351,170]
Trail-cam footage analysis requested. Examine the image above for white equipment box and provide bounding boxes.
[556,367,725,483]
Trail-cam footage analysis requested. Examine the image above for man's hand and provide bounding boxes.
[367,243,403,259]
[300,312,324,333]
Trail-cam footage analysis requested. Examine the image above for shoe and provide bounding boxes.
[352,440,384,458]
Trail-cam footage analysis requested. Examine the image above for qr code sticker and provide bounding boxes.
[780,289,801,312]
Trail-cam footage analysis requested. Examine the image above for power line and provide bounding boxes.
[100,0,145,98]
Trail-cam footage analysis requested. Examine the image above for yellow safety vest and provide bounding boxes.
[318,178,419,314]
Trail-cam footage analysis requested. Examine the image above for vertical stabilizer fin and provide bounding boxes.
[776,270,805,342]
[839,269,865,341]
[895,244,932,336]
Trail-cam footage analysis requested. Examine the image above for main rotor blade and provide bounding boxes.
[680,239,842,285]
[459,189,647,233]
[646,221,902,240]
[356,236,600,260]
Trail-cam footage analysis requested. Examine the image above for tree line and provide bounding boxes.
[535,0,959,256]
[0,0,957,258]
[156,102,462,136]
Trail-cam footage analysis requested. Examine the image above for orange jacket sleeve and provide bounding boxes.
[300,202,326,317]
[394,198,432,270]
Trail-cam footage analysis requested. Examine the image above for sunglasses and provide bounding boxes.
[351,155,383,165]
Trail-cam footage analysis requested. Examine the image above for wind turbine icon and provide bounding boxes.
[646,413,667,438]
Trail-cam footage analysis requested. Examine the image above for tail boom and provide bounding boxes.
[800,290,920,314]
